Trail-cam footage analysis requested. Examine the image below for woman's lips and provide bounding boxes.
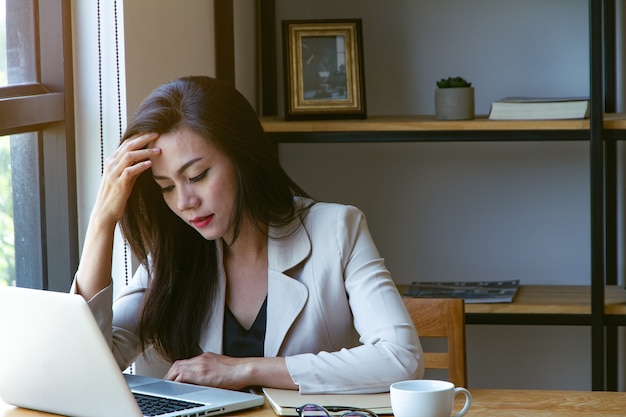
[190,214,214,228]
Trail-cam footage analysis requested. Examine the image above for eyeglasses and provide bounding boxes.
[296,403,379,417]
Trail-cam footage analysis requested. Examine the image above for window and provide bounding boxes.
[0,136,14,286]
[0,0,77,290]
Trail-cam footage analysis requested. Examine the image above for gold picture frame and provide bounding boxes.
[282,19,367,120]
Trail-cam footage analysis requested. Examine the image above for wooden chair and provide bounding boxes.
[402,297,467,387]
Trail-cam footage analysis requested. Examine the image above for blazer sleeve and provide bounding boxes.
[284,204,425,394]
[70,267,149,370]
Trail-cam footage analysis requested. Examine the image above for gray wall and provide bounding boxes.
[76,0,625,390]
[275,0,611,390]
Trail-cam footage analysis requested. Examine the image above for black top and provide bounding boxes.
[222,297,267,357]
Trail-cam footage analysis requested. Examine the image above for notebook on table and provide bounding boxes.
[0,286,264,417]
[262,387,392,416]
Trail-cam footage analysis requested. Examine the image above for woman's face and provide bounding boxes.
[149,128,238,241]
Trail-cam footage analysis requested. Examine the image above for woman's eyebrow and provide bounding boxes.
[152,157,203,180]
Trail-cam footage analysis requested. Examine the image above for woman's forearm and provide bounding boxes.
[245,356,298,390]
[164,353,298,391]
[74,212,116,300]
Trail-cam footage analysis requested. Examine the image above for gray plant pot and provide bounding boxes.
[435,87,475,120]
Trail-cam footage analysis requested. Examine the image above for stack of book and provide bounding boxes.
[488,97,590,120]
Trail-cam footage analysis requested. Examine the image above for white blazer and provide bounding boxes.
[80,200,424,394]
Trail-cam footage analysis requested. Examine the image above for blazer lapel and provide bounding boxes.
[265,219,311,356]
[199,240,227,354]
[265,270,308,356]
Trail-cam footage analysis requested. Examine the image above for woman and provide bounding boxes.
[73,75,423,394]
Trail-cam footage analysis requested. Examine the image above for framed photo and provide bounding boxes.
[282,19,367,120]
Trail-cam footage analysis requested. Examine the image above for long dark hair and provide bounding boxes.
[119,76,311,362]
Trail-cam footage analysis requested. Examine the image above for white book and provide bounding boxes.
[489,97,590,120]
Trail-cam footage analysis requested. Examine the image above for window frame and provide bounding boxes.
[1,0,77,290]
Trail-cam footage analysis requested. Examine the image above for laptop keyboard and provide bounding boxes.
[133,392,204,416]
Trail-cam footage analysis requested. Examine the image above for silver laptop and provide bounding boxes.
[0,286,265,417]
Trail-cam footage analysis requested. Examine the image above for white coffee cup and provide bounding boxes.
[390,380,472,417]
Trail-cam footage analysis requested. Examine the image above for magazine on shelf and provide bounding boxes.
[488,96,590,120]
[403,279,520,303]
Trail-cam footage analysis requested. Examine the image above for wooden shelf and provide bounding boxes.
[259,0,618,391]
[261,114,626,143]
[398,285,626,325]
[466,285,626,316]
[261,113,626,134]
[603,112,626,129]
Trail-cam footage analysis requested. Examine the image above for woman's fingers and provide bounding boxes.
[106,132,160,175]
[94,132,161,223]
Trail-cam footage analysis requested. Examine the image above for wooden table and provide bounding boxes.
[3,388,626,417]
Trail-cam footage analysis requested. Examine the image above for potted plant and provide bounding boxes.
[435,76,475,120]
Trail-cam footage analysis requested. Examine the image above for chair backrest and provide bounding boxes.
[402,297,467,387]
